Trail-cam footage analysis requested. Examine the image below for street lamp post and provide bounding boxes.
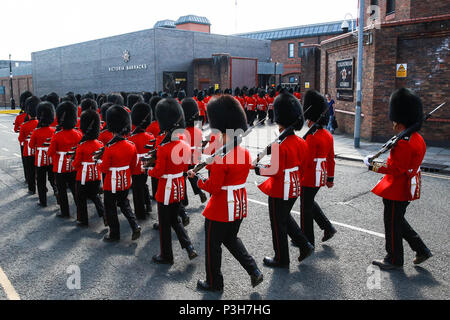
[9,54,15,110]
[354,1,365,148]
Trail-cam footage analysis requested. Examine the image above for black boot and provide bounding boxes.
[132,226,141,241]
[186,245,198,260]
[263,257,289,268]
[322,227,337,242]
[298,243,315,263]
[250,269,264,288]
[197,280,223,292]
[413,250,433,265]
[152,254,173,265]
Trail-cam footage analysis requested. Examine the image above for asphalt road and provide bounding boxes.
[0,113,448,300]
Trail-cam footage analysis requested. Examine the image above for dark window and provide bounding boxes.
[298,42,303,57]
[289,76,295,83]
[288,43,294,58]
[370,0,378,5]
[386,0,395,14]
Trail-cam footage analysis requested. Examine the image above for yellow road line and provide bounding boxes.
[0,266,20,300]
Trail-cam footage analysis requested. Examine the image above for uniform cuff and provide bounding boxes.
[327,177,334,183]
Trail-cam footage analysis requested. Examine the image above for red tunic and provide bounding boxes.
[146,121,160,138]
[265,96,274,110]
[128,131,155,175]
[48,129,82,173]
[100,140,138,192]
[302,128,335,188]
[294,92,301,100]
[372,132,426,201]
[236,96,246,110]
[198,146,251,222]
[72,140,103,183]
[29,126,55,167]
[14,113,27,133]
[147,140,190,204]
[258,135,307,199]
[18,119,38,157]
[256,97,268,112]
[245,96,256,111]
[184,126,203,164]
[197,100,206,117]
[98,129,114,146]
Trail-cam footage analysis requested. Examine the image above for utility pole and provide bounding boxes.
[354,0,364,148]
[9,54,15,110]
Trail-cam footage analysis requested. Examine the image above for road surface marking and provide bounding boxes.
[2,148,8,152]
[0,266,20,300]
[14,153,21,158]
[247,198,385,238]
[0,124,6,128]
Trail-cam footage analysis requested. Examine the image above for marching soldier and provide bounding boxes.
[266,88,275,124]
[295,90,337,248]
[181,97,208,205]
[15,91,33,182]
[147,98,198,264]
[98,103,114,144]
[99,105,141,242]
[18,96,40,194]
[188,95,263,292]
[48,100,82,218]
[254,93,315,267]
[256,89,268,125]
[72,109,105,227]
[147,96,162,201]
[29,102,57,207]
[365,88,432,270]
[129,102,154,220]
[245,88,257,126]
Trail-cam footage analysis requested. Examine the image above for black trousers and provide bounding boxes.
[157,202,192,261]
[143,175,152,213]
[36,165,56,205]
[20,145,26,182]
[182,173,203,207]
[104,189,138,239]
[268,109,274,123]
[204,218,258,290]
[382,199,429,266]
[247,111,257,126]
[268,197,311,264]
[300,186,333,246]
[151,177,159,199]
[55,172,77,217]
[132,174,149,219]
[257,110,267,124]
[24,156,36,192]
[77,181,104,224]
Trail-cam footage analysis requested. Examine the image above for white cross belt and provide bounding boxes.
[283,166,299,200]
[109,165,130,194]
[221,183,246,222]
[161,172,184,205]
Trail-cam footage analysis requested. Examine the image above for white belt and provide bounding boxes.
[81,161,96,185]
[410,169,421,198]
[161,172,184,205]
[36,147,49,167]
[314,158,327,187]
[137,153,147,169]
[57,152,67,173]
[26,138,31,155]
[221,183,246,222]
[109,165,130,194]
[284,166,299,201]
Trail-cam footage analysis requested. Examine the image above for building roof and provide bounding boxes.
[175,15,211,26]
[154,20,176,28]
[0,64,32,77]
[235,20,356,41]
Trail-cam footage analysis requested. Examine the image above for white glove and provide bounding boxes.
[363,155,373,167]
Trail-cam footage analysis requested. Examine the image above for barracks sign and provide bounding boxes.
[108,50,148,72]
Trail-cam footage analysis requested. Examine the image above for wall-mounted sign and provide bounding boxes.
[305,82,310,89]
[396,63,407,78]
[337,89,354,102]
[108,49,148,72]
[214,84,219,91]
[163,72,187,93]
[336,58,354,90]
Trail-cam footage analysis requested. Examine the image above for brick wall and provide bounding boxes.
[410,0,450,19]
[0,75,33,108]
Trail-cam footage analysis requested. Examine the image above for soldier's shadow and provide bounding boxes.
[388,265,440,299]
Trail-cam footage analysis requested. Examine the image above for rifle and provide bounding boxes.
[92,134,125,162]
[130,112,151,136]
[252,105,312,165]
[191,117,266,174]
[302,108,329,140]
[368,102,446,163]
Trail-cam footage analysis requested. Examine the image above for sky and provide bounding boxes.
[2,0,358,61]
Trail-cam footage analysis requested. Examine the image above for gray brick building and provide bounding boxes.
[32,23,271,96]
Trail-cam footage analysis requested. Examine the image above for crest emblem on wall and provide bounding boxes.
[123,50,130,63]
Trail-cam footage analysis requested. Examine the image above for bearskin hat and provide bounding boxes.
[258,89,266,98]
[20,91,33,109]
[142,92,153,104]
[80,98,98,112]
[224,88,232,95]
[106,105,131,135]
[36,102,55,127]
[208,86,214,96]
[56,101,77,130]
[126,93,143,109]
[80,109,100,140]
[269,88,276,98]
[248,88,255,96]
[181,98,199,126]
[207,95,248,133]
[131,102,152,129]
[75,94,81,105]
[234,87,241,96]
[193,89,199,97]
[273,93,304,130]
[389,88,423,129]
[161,92,169,98]
[155,98,185,132]
[46,92,60,108]
[82,92,95,100]
[25,96,41,118]
[40,95,47,102]
[120,92,128,104]
[177,90,186,101]
[107,93,124,106]
[303,90,328,125]
[149,96,162,119]
[197,91,204,101]
[61,94,78,105]
[100,102,113,122]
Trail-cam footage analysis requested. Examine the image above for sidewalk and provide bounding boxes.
[333,133,450,174]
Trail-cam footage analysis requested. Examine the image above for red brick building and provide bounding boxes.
[320,0,450,146]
